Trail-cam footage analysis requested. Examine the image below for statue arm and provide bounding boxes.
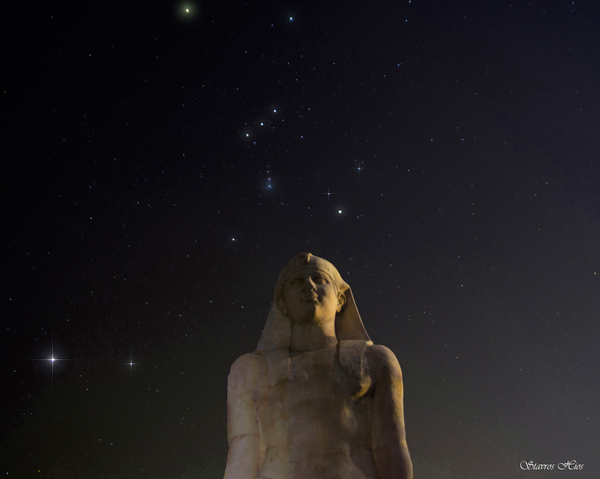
[370,345,413,479]
[224,353,267,479]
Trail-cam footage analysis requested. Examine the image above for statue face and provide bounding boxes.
[279,266,345,325]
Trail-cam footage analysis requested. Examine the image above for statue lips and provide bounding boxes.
[303,294,319,303]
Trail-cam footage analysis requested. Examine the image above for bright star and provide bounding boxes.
[121,351,140,380]
[16,329,77,388]
[175,2,199,22]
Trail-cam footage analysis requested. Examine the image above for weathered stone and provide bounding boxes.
[224,253,412,479]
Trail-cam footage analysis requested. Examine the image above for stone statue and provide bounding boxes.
[224,253,412,479]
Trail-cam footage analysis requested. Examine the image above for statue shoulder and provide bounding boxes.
[365,343,403,380]
[227,353,268,394]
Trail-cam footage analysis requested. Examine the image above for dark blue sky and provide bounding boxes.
[2,1,599,477]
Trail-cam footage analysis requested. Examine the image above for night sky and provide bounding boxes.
[2,1,599,478]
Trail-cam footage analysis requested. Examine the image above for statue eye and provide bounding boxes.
[314,276,326,284]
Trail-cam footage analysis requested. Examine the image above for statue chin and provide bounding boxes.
[290,311,331,326]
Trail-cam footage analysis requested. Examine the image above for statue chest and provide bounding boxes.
[255,344,376,479]
[287,347,340,402]
[285,347,371,447]
[258,345,373,428]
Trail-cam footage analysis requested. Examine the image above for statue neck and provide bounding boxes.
[289,319,337,352]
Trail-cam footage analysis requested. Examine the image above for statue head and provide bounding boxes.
[276,253,346,328]
[257,253,371,350]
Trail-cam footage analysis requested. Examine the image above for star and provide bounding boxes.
[353,162,366,182]
[17,329,76,388]
[121,351,140,381]
[319,184,338,204]
[176,2,199,22]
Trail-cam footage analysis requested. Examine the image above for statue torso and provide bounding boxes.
[255,341,378,479]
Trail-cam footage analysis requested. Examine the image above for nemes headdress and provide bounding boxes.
[257,252,370,350]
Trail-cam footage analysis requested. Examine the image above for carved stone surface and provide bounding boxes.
[224,253,412,479]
